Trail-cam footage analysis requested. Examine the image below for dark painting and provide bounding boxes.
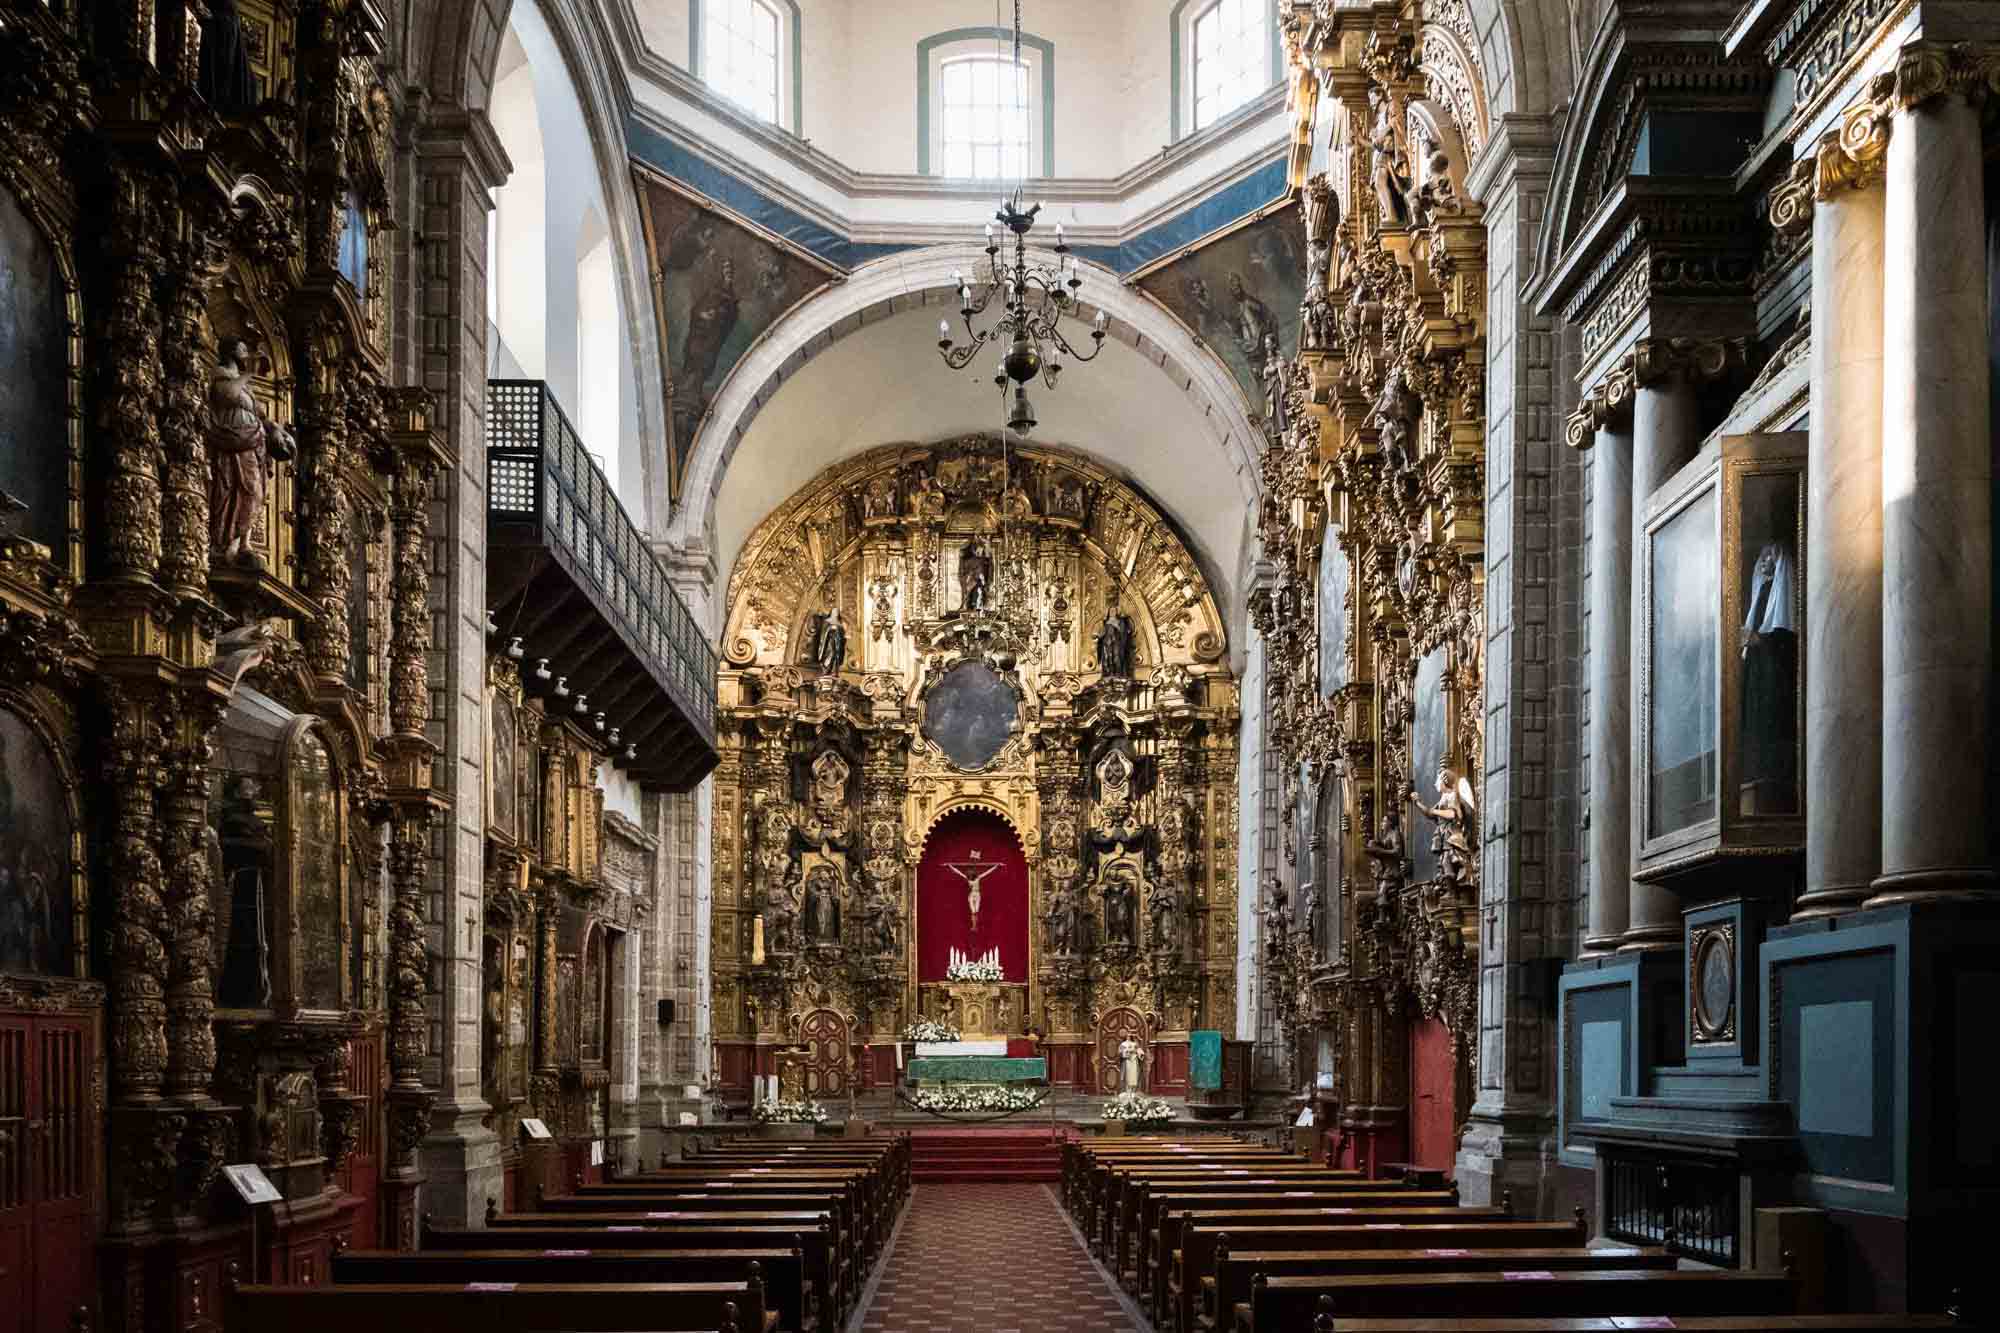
[291,727,344,1009]
[1135,206,1304,413]
[921,661,1020,771]
[1410,647,1448,886]
[633,170,835,499]
[0,709,72,976]
[491,696,517,840]
[1319,523,1348,698]
[0,186,69,555]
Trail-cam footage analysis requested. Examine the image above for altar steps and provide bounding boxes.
[909,1130,1064,1184]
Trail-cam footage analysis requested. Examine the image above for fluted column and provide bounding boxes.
[1873,66,1998,902]
[1788,139,1887,919]
[1584,415,1634,954]
[1624,351,1705,950]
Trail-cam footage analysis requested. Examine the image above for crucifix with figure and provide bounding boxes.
[945,849,1002,935]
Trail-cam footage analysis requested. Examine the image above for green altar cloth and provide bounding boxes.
[906,1056,1047,1083]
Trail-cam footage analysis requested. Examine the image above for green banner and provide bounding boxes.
[1190,1030,1223,1090]
[907,1056,1047,1083]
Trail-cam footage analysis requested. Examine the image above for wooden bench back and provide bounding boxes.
[1241,1269,1797,1333]
[226,1281,754,1333]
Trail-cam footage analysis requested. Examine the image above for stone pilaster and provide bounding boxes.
[409,107,511,1226]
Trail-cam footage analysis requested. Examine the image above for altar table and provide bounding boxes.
[906,1056,1047,1083]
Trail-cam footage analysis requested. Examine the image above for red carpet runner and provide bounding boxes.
[907,1128,1063,1184]
[858,1183,1141,1333]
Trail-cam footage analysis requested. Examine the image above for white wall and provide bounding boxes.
[636,0,1199,177]
[490,1,643,507]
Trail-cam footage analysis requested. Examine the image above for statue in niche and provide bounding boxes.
[1415,134,1463,215]
[1148,882,1182,956]
[197,0,258,114]
[1261,333,1290,436]
[1740,513,1799,812]
[208,338,295,569]
[215,774,274,1007]
[1262,875,1290,956]
[1363,807,1407,907]
[802,864,842,945]
[1101,864,1138,948]
[1302,174,1339,298]
[1410,764,1476,892]
[1094,608,1135,678]
[866,888,901,956]
[1049,473,1088,521]
[1044,879,1084,955]
[1367,86,1413,226]
[913,472,947,518]
[766,871,801,954]
[1373,364,1419,475]
[809,606,847,675]
[958,537,993,611]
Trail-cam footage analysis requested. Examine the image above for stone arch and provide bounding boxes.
[1458,0,1574,124]
[663,245,1268,557]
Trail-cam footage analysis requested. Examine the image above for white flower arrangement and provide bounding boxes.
[1100,1090,1176,1126]
[945,958,1004,982]
[901,1017,962,1042]
[908,1085,1041,1113]
[754,1098,829,1124]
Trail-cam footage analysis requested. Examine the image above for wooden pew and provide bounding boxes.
[226,1279,762,1333]
[529,1188,865,1267]
[332,1249,814,1333]
[1121,1188,1463,1296]
[1313,1318,1964,1332]
[1099,1166,1372,1257]
[1204,1244,1674,1333]
[1066,1141,1299,1218]
[1236,1269,1798,1332]
[1129,1180,1440,1292]
[423,1220,841,1324]
[1168,1207,1513,1333]
[483,1208,852,1316]
[569,1176,874,1256]
[1076,1146,1303,1226]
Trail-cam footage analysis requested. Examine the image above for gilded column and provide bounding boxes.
[1872,45,1999,903]
[97,165,167,584]
[1773,118,1890,919]
[1623,340,1712,950]
[297,354,356,682]
[160,704,224,1100]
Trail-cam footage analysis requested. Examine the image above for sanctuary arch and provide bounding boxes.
[710,438,1240,1100]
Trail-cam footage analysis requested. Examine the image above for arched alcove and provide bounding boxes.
[489,25,547,379]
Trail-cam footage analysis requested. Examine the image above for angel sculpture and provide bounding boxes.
[1411,764,1477,892]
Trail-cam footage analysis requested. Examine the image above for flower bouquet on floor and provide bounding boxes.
[901,1017,961,1042]
[1100,1089,1176,1132]
[754,1098,829,1125]
[907,1085,1041,1114]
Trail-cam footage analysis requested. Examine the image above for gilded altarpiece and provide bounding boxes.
[0,0,447,1320]
[1251,0,1490,1170]
[711,439,1238,1097]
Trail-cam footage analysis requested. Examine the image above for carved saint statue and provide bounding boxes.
[1302,173,1339,298]
[811,605,847,675]
[1095,608,1135,678]
[1262,333,1290,436]
[1044,880,1082,955]
[1410,764,1477,891]
[1740,526,1799,807]
[215,773,274,1007]
[802,865,842,945]
[1363,808,1407,907]
[867,889,901,956]
[958,537,993,611]
[1117,1037,1145,1093]
[1101,865,1138,948]
[209,338,295,569]
[861,474,898,519]
[1373,364,1419,474]
[198,0,258,114]
[1367,86,1413,226]
[1262,875,1290,957]
[767,871,802,953]
[1148,881,1182,956]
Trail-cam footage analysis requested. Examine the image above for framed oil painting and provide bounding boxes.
[0,707,77,978]
[1132,204,1304,416]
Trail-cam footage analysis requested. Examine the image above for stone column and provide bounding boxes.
[1584,416,1634,953]
[1873,69,1998,903]
[1623,347,1705,951]
[1794,151,1887,919]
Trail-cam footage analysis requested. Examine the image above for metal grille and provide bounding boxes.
[1606,1154,1739,1266]
[485,381,717,735]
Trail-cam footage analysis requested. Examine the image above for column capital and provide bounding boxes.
[1632,335,1745,388]
[1563,355,1636,449]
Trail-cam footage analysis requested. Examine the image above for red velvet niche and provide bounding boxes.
[916,810,1029,982]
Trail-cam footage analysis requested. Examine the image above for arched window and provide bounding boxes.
[1192,0,1269,131]
[938,54,1031,180]
[701,0,782,125]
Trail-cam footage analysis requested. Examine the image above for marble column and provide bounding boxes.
[1873,92,1999,903]
[1796,180,1886,919]
[1624,367,1704,950]
[1585,420,1634,954]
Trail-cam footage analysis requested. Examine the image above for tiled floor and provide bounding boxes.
[855,1183,1144,1333]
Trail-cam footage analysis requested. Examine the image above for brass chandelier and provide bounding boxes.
[935,2,1106,434]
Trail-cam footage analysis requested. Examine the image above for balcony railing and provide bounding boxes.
[486,381,718,790]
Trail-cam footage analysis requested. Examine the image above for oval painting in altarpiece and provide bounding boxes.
[920,661,1019,771]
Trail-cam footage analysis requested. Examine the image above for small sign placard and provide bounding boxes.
[1611,1321,1677,1330]
[1424,1248,1470,1257]
[1502,1271,1556,1281]
[589,1140,604,1166]
[520,1118,553,1140]
[543,1249,592,1258]
[223,1164,282,1206]
[464,1282,518,1293]
[1293,1107,1315,1127]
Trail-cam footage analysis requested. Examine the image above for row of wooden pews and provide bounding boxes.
[225,1133,911,1333]
[1061,1137,1965,1333]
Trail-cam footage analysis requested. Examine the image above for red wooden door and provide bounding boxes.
[799,1010,848,1097]
[336,1033,383,1249]
[0,1015,93,1333]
